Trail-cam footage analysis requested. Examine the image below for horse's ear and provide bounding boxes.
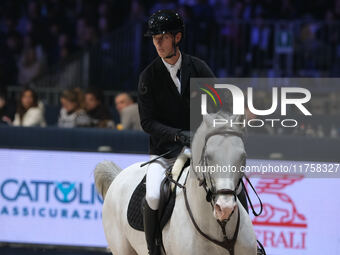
[202,114,215,129]
[232,114,246,132]
[234,114,244,122]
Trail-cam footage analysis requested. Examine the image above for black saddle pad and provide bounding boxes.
[127,175,147,231]
[127,174,177,232]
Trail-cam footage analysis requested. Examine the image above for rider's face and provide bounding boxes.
[152,33,175,58]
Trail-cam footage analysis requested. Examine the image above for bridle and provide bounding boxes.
[167,130,264,255]
[191,131,244,255]
[197,132,245,207]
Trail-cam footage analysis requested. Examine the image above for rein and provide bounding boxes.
[166,173,240,255]
[164,129,265,255]
[183,184,241,255]
[166,165,265,255]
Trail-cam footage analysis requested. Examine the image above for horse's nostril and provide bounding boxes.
[214,204,222,213]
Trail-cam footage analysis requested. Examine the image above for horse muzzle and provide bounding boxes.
[213,195,237,222]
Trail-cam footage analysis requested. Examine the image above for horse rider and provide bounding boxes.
[138,9,252,255]
[137,9,214,254]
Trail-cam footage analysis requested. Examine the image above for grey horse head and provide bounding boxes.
[191,110,246,221]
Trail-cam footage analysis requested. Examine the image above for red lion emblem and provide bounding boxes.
[247,174,307,228]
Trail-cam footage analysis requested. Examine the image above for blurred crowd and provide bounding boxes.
[244,92,340,138]
[1,86,339,138]
[0,0,340,137]
[0,86,142,131]
[0,0,131,88]
[0,0,339,89]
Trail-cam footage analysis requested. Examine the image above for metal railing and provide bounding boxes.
[6,86,137,107]
[88,22,143,90]
[29,51,89,89]
[28,22,142,90]
[183,20,340,78]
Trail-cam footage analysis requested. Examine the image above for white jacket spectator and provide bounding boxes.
[13,88,46,127]
[13,104,46,127]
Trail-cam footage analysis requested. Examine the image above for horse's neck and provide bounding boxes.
[186,170,239,240]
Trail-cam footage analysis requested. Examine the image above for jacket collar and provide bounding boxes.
[155,52,192,96]
[161,51,182,74]
[180,53,191,95]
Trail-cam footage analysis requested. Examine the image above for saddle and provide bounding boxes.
[127,155,190,232]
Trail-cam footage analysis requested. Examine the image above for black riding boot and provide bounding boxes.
[143,200,161,255]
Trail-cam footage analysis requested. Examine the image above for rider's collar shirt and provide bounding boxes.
[161,51,182,93]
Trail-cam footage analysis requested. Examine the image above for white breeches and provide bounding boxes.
[145,155,176,210]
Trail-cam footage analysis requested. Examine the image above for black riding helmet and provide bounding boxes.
[145,9,184,42]
[145,10,184,59]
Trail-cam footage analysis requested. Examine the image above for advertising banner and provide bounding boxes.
[246,159,340,255]
[1,149,339,254]
[0,148,149,247]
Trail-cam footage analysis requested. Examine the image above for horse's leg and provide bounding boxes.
[103,195,139,255]
[101,162,148,255]
[108,235,138,255]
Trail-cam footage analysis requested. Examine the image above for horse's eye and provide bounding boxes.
[204,153,212,162]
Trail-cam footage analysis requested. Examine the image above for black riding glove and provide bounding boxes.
[174,130,193,147]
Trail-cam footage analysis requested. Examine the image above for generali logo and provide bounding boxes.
[247,174,307,250]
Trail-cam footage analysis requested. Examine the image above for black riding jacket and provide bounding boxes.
[138,53,214,158]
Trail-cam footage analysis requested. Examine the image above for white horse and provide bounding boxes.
[94,112,257,255]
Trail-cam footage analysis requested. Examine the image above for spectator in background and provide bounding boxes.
[84,88,114,128]
[129,0,146,23]
[250,15,271,70]
[17,47,44,85]
[76,17,99,49]
[13,87,46,127]
[298,23,322,75]
[83,25,99,49]
[1,31,22,85]
[149,0,177,15]
[213,0,233,23]
[115,92,141,131]
[58,88,91,128]
[0,91,15,125]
